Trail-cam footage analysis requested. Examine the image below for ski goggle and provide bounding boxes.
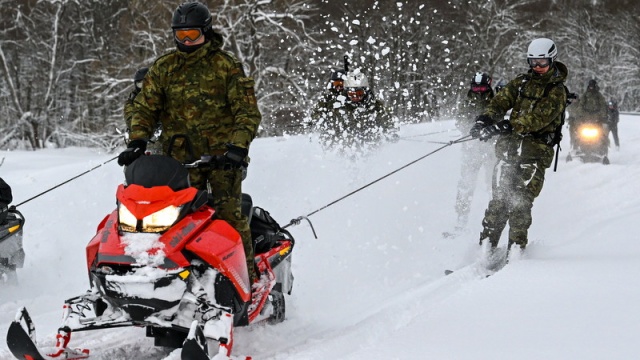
[174,28,203,43]
[471,84,490,93]
[332,80,344,90]
[347,88,366,102]
[528,58,551,68]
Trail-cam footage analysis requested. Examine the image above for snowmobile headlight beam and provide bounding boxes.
[579,126,600,141]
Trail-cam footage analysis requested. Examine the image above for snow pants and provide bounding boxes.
[455,140,495,225]
[479,159,546,249]
[189,167,257,282]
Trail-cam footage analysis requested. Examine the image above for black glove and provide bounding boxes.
[224,144,248,167]
[478,120,512,141]
[118,139,147,166]
[470,114,493,138]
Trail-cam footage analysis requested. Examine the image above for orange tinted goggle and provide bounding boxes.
[347,88,366,97]
[332,80,344,88]
[174,28,203,43]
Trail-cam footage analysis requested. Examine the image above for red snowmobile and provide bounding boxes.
[6,154,295,360]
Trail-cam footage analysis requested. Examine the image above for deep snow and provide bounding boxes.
[0,115,638,359]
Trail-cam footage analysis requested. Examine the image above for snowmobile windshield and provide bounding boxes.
[125,155,190,191]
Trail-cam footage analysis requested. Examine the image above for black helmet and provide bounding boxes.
[587,79,598,90]
[133,67,149,83]
[172,2,212,31]
[471,72,492,86]
[329,68,346,81]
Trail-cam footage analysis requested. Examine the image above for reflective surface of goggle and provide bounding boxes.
[174,28,203,43]
[528,58,551,68]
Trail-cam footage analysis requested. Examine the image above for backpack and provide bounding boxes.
[516,77,575,171]
[250,207,294,254]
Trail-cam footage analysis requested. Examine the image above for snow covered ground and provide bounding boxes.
[0,115,638,359]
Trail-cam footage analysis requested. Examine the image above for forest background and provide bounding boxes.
[0,0,638,150]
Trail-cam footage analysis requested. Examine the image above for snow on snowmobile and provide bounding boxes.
[6,154,295,360]
[566,120,610,164]
[0,207,25,286]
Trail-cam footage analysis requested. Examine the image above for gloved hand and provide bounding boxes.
[478,120,512,141]
[470,114,493,139]
[224,144,248,168]
[117,139,147,166]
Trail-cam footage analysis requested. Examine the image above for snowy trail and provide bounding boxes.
[1,117,639,359]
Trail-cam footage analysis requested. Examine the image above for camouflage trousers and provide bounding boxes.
[189,167,257,282]
[479,159,546,249]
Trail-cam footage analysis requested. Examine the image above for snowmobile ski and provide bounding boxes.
[6,308,89,360]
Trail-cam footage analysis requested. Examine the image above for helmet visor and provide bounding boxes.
[332,80,344,91]
[527,58,551,68]
[174,28,203,43]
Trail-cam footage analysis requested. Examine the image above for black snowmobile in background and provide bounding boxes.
[567,119,610,164]
[0,207,25,285]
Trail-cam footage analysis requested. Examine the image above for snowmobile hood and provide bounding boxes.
[116,184,198,220]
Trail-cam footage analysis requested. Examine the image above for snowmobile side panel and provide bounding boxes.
[186,219,251,302]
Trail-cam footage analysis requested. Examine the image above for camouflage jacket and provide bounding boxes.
[310,90,347,124]
[129,33,261,161]
[314,94,394,139]
[483,61,568,167]
[123,89,138,131]
[577,89,608,124]
[456,89,494,133]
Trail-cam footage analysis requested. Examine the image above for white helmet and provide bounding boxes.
[344,71,369,88]
[527,38,557,61]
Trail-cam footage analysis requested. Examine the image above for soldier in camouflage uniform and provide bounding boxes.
[310,68,347,125]
[470,38,568,252]
[313,69,396,156]
[118,2,261,282]
[453,72,496,231]
[123,67,148,132]
[576,79,608,127]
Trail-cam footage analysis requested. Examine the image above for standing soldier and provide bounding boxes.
[577,79,608,127]
[313,68,395,156]
[470,38,568,255]
[450,72,496,234]
[123,67,148,132]
[310,68,347,129]
[607,98,620,149]
[117,2,262,283]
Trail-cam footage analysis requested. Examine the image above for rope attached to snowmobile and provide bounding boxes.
[14,155,118,208]
[283,135,472,233]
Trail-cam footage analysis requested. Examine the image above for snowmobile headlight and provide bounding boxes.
[118,205,138,232]
[580,126,600,140]
[141,205,181,232]
[118,204,182,233]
